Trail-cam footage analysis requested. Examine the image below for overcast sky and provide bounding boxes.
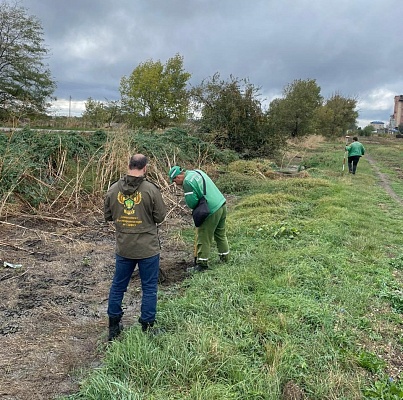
[18,0,403,127]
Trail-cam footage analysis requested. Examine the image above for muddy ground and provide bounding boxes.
[0,204,191,400]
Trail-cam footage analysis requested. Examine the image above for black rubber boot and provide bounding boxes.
[108,315,123,341]
[138,317,164,335]
[186,264,208,273]
[219,254,229,263]
[138,317,154,332]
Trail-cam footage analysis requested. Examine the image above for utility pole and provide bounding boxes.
[69,95,72,118]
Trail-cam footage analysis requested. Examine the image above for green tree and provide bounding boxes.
[120,54,191,128]
[82,98,106,128]
[191,74,268,156]
[103,100,122,127]
[316,93,358,137]
[362,125,375,136]
[0,2,56,120]
[83,98,121,128]
[267,79,322,138]
[262,98,290,154]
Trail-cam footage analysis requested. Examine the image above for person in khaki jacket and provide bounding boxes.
[104,154,166,340]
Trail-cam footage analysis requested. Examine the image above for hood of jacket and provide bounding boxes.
[118,175,145,195]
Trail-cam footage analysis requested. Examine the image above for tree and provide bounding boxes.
[362,125,375,136]
[82,98,107,128]
[83,98,121,128]
[0,2,56,120]
[119,54,191,128]
[191,74,268,156]
[263,98,290,152]
[267,79,322,139]
[103,100,122,127]
[316,93,358,137]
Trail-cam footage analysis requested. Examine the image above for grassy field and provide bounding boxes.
[63,137,403,400]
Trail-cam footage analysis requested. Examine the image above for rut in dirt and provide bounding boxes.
[366,153,403,206]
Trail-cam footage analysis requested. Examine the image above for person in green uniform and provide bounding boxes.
[169,166,229,272]
[345,136,365,174]
[104,154,166,340]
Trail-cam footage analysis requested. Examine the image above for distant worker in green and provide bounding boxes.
[345,136,365,174]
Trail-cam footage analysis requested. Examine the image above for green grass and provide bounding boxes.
[63,137,403,400]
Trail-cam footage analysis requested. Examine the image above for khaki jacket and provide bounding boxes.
[104,175,166,259]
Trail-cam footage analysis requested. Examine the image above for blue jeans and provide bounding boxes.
[107,253,160,323]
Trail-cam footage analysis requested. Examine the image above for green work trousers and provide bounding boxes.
[194,204,229,266]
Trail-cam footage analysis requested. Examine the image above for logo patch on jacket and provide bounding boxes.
[117,191,142,215]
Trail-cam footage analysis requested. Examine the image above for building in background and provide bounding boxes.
[370,120,385,133]
[393,95,403,128]
[389,114,396,129]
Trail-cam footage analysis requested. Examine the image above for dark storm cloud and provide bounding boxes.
[20,0,403,124]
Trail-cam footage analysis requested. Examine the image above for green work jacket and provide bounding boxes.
[183,170,226,214]
[346,141,365,157]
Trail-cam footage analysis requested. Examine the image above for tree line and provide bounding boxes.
[1,1,360,157]
[82,57,359,157]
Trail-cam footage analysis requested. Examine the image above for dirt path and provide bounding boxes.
[365,153,403,205]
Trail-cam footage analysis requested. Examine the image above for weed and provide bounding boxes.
[379,282,403,313]
[389,254,403,270]
[272,222,301,240]
[363,375,403,399]
[356,351,386,373]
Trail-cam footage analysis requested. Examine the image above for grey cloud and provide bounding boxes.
[21,0,402,124]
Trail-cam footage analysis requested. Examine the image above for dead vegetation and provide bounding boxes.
[0,127,194,398]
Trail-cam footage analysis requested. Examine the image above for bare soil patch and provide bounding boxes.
[0,208,190,400]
